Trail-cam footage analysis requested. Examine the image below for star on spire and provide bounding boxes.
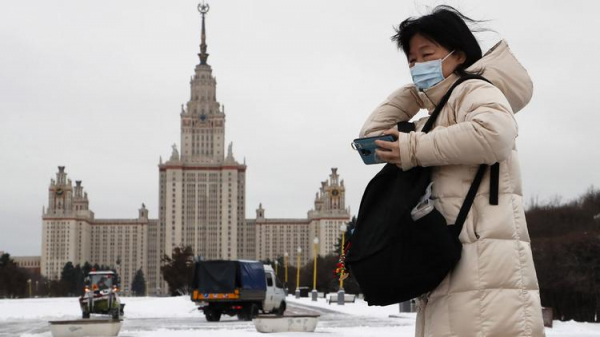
[197,2,210,65]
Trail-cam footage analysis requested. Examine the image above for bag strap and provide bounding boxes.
[415,74,500,235]
[450,164,487,236]
[451,162,499,237]
[422,74,492,133]
[489,162,500,205]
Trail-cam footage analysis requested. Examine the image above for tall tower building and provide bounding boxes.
[307,168,350,259]
[153,2,247,293]
[41,167,93,280]
[41,167,152,291]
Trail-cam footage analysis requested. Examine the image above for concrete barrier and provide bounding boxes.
[253,315,319,333]
[49,319,122,337]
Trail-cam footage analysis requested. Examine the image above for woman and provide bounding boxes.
[360,6,545,337]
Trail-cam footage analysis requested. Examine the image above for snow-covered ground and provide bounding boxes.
[0,296,598,336]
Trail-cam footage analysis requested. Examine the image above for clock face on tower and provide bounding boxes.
[56,188,64,196]
[331,189,339,197]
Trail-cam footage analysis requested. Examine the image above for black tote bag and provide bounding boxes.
[345,74,495,306]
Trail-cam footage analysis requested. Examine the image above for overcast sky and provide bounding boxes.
[1,0,599,256]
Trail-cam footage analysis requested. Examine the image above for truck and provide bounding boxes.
[191,260,286,322]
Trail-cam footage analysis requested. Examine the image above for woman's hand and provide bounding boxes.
[375,128,402,167]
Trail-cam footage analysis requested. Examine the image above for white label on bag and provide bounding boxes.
[411,182,434,221]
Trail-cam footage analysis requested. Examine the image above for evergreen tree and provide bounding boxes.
[0,253,28,298]
[60,262,78,296]
[334,216,356,254]
[74,264,83,295]
[82,262,92,277]
[131,269,146,296]
[161,245,194,296]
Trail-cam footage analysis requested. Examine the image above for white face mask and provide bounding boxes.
[410,50,455,90]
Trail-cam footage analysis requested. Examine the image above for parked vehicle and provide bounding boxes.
[79,270,125,319]
[191,260,286,321]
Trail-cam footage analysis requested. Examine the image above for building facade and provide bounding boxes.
[251,168,350,267]
[149,4,248,295]
[39,4,350,295]
[12,256,41,276]
[41,166,155,293]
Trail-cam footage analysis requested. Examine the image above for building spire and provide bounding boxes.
[197,2,210,65]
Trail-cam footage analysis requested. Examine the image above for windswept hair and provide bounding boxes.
[392,5,488,76]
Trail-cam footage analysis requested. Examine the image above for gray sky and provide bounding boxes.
[1,0,599,256]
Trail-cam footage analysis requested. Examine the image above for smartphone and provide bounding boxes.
[351,134,397,165]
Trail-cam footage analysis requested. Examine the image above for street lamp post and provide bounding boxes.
[115,256,121,291]
[338,223,348,305]
[274,260,279,278]
[295,247,302,299]
[312,237,319,301]
[284,252,289,293]
[27,279,32,298]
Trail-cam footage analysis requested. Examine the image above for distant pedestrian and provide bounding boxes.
[360,5,545,337]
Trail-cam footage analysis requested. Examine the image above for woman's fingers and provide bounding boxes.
[375,136,401,165]
[375,148,392,161]
[375,139,394,150]
[376,147,400,164]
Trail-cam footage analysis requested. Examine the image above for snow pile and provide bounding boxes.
[0,297,80,321]
[119,296,199,318]
[286,296,600,337]
[546,320,600,337]
[0,296,200,321]
[2,296,600,336]
[286,295,411,318]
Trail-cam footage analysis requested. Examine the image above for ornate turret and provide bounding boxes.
[178,1,226,163]
[308,168,349,218]
[256,203,265,220]
[139,203,149,220]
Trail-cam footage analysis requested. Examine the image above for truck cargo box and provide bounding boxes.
[192,260,267,302]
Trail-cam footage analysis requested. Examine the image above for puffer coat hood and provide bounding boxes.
[360,40,533,138]
[469,40,533,113]
[359,40,545,337]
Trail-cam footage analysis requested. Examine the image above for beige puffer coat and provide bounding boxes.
[360,40,545,337]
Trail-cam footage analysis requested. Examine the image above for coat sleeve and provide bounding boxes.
[397,81,518,171]
[359,84,423,137]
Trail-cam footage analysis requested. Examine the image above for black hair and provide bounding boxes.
[392,5,487,76]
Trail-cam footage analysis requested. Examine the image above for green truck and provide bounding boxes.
[79,270,125,319]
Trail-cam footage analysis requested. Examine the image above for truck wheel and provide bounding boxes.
[239,304,258,321]
[205,310,222,322]
[240,308,251,321]
[112,308,120,320]
[276,302,286,316]
[250,303,259,319]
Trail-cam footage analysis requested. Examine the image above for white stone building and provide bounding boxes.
[251,168,351,267]
[41,167,155,292]
[149,4,248,294]
[39,4,350,295]
[12,256,41,276]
